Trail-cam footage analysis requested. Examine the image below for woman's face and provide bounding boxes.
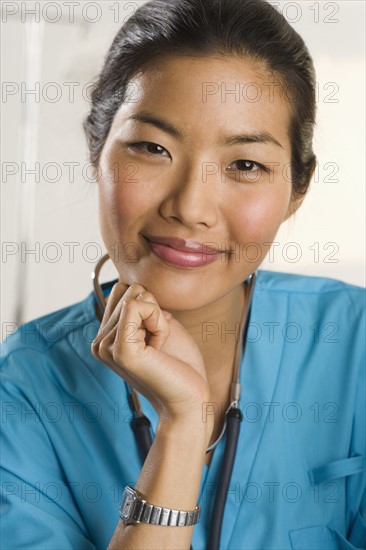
[97,55,297,312]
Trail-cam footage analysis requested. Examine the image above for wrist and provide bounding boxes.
[156,412,213,451]
[119,485,200,527]
[133,416,208,513]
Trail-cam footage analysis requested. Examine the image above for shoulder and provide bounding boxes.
[253,270,365,361]
[256,269,365,298]
[0,290,99,384]
[256,270,365,318]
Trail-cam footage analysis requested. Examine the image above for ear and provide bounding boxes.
[284,192,306,221]
[284,163,316,221]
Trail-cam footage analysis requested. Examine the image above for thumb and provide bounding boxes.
[136,296,171,351]
[162,310,172,321]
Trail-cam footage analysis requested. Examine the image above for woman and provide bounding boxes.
[1,0,365,548]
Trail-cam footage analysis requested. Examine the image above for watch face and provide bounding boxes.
[120,487,137,523]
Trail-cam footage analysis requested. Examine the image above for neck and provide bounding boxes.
[170,283,248,391]
[172,283,249,454]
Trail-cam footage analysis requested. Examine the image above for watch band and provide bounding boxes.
[119,486,200,526]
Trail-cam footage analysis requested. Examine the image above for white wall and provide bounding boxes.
[1,1,365,340]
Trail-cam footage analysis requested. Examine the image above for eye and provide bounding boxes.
[127,141,170,157]
[227,160,267,173]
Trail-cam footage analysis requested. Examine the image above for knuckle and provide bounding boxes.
[141,290,156,302]
[121,299,135,313]
[112,346,127,366]
[98,339,110,358]
[115,281,127,289]
[91,339,99,351]
[111,347,120,364]
[150,304,160,316]
[117,281,130,294]
[91,343,99,358]
[129,283,145,294]
[110,281,124,295]
[91,339,99,352]
[95,327,105,339]
[94,327,108,345]
[108,281,128,301]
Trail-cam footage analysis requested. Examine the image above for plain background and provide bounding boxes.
[1,1,365,339]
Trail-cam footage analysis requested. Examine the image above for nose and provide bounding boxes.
[159,161,219,228]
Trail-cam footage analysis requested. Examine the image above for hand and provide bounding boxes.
[91,282,211,424]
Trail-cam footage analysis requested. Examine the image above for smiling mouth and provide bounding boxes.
[143,235,224,268]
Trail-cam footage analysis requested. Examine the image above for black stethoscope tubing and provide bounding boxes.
[207,287,254,550]
[208,406,243,549]
[92,258,255,550]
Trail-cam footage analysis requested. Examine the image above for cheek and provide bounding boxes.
[98,158,153,231]
[228,186,291,243]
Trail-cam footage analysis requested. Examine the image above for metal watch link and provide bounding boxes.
[119,486,200,526]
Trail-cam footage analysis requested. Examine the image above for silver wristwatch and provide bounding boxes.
[119,486,200,526]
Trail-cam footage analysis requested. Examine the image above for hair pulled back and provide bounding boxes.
[84,0,317,195]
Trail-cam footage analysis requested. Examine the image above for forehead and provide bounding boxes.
[114,55,292,150]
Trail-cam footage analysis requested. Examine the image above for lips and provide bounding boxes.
[145,235,219,254]
[144,235,222,268]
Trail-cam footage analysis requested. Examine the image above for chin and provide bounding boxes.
[161,297,205,313]
[115,258,224,310]
[151,287,209,312]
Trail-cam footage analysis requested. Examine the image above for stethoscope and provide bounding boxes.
[92,253,256,550]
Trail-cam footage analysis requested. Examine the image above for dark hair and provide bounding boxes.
[84,0,316,196]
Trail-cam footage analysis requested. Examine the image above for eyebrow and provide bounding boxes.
[127,112,284,149]
[128,113,183,139]
[221,132,283,149]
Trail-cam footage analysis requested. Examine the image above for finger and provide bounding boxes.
[131,289,173,347]
[93,319,147,389]
[94,284,154,354]
[93,325,142,387]
[95,282,129,341]
[132,291,170,338]
[115,298,170,361]
[122,283,150,302]
[135,289,158,305]
[92,323,118,363]
[104,281,129,318]
[94,284,170,366]
[120,285,166,336]
[135,290,172,321]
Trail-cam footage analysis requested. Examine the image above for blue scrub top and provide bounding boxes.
[1,271,365,549]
